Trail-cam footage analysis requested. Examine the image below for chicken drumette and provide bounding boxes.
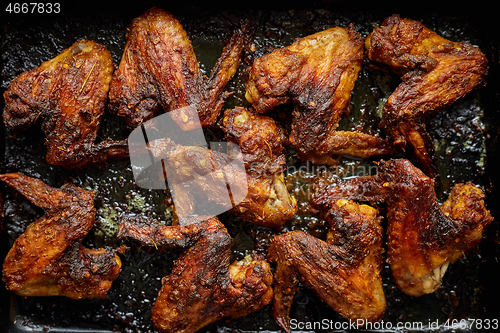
[366,15,488,179]
[109,7,249,131]
[268,199,386,332]
[117,216,273,333]
[3,40,128,169]
[245,26,394,164]
[1,173,123,299]
[313,159,493,296]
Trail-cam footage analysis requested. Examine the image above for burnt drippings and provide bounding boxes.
[1,5,499,332]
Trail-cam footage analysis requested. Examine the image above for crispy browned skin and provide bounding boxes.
[268,199,385,332]
[3,40,128,169]
[147,138,247,218]
[313,159,493,296]
[145,107,297,227]
[366,15,488,178]
[1,173,123,299]
[245,27,394,164]
[222,107,297,227]
[109,7,249,130]
[117,216,273,333]
[164,145,248,218]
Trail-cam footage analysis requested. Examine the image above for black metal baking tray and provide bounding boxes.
[1,2,499,332]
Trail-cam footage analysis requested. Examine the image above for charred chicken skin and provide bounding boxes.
[222,107,297,227]
[366,15,488,179]
[268,199,386,332]
[117,216,273,333]
[162,144,249,219]
[1,173,123,299]
[313,159,493,296]
[3,40,128,169]
[109,7,249,131]
[145,107,297,227]
[245,26,394,164]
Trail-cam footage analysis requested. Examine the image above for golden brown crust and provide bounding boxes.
[245,26,394,162]
[109,7,249,130]
[117,216,273,333]
[366,15,488,178]
[144,107,297,227]
[223,107,297,227]
[3,40,128,169]
[164,145,248,218]
[1,173,122,299]
[312,159,493,296]
[268,199,386,332]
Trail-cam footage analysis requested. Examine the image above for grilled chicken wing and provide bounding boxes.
[1,173,123,299]
[162,144,249,219]
[268,199,385,332]
[3,40,128,169]
[313,159,493,296]
[117,216,273,333]
[365,15,488,179]
[245,26,394,164]
[109,7,249,131]
[145,107,297,227]
[222,107,297,226]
